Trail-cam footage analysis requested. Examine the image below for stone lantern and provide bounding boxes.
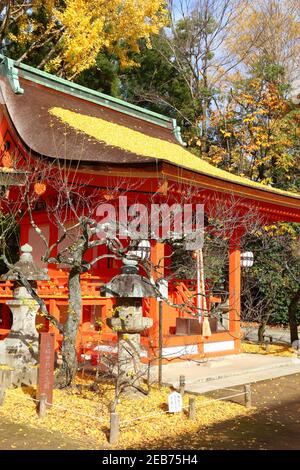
[104,242,156,395]
[0,243,49,385]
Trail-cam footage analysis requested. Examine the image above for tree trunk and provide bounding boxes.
[288,286,300,345]
[258,321,266,343]
[55,268,82,388]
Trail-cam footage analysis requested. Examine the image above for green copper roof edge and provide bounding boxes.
[0,56,24,94]
[0,54,186,140]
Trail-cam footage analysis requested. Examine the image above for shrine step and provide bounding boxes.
[152,354,300,389]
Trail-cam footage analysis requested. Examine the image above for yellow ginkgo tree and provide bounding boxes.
[3,0,168,78]
[49,0,168,77]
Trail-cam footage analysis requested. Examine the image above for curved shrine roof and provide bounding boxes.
[0,56,299,210]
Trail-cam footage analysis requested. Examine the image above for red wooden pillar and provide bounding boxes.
[229,232,241,349]
[148,242,164,354]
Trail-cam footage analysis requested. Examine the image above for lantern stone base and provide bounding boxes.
[0,286,39,387]
[107,303,153,396]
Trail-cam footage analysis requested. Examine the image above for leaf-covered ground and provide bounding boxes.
[2,374,300,449]
[242,342,295,357]
[0,376,252,450]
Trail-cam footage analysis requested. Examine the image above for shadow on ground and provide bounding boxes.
[0,418,88,450]
[127,374,300,450]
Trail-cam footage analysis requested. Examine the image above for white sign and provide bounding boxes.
[168,391,182,413]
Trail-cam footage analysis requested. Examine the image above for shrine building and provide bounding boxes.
[0,55,299,363]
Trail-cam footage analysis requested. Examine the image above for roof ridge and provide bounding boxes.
[0,54,184,142]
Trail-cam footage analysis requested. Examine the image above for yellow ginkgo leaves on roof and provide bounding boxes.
[49,106,300,199]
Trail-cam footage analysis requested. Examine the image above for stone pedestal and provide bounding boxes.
[104,257,156,396]
[0,286,40,386]
[107,303,153,395]
[0,244,49,387]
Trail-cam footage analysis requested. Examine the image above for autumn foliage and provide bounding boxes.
[209,77,300,189]
[4,0,168,78]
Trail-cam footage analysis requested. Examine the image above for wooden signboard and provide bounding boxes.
[37,332,55,406]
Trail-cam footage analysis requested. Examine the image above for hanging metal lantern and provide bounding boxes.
[126,239,151,262]
[240,251,254,268]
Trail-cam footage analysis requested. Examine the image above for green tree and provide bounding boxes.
[242,226,300,342]
[120,34,194,128]
[75,53,121,97]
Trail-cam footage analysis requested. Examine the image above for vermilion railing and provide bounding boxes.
[173,280,197,306]
[171,280,221,315]
[0,273,104,299]
[0,276,221,309]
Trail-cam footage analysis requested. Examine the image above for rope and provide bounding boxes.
[120,390,246,427]
[4,385,247,430]
[121,409,176,427]
[45,400,103,422]
[218,387,245,393]
[7,389,40,403]
[197,392,245,403]
[5,388,104,423]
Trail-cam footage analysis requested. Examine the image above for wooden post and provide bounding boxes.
[109,412,119,444]
[0,369,9,386]
[244,384,252,408]
[0,385,5,406]
[158,300,163,389]
[179,375,185,397]
[0,369,10,405]
[188,397,196,420]
[39,393,47,418]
